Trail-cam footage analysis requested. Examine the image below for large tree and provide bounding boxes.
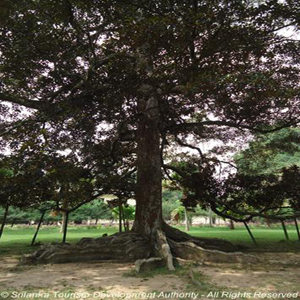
[1,0,300,266]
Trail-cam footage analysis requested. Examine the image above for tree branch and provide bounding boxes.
[168,120,298,134]
[162,164,186,178]
[0,93,49,110]
[174,137,205,161]
[210,199,300,222]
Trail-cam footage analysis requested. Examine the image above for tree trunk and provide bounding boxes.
[60,212,67,233]
[31,210,46,246]
[184,208,190,231]
[281,220,289,241]
[133,97,163,238]
[243,221,257,246]
[229,220,235,230]
[62,211,69,243]
[0,204,9,240]
[122,210,128,232]
[11,219,16,227]
[130,97,176,269]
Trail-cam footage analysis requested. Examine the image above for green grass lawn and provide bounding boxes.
[0,225,118,256]
[0,224,299,257]
[180,225,300,251]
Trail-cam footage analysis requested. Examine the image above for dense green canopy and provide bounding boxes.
[236,128,300,175]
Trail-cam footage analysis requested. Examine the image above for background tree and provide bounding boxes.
[0,154,54,239]
[112,204,135,232]
[0,163,12,239]
[162,189,183,221]
[233,127,300,240]
[70,200,111,225]
[236,128,300,175]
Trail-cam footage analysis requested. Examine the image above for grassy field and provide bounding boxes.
[0,225,118,256]
[186,224,300,243]
[0,224,300,256]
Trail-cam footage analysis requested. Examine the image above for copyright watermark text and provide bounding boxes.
[0,291,299,299]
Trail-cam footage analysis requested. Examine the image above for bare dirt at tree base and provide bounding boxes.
[0,252,300,299]
[0,257,188,299]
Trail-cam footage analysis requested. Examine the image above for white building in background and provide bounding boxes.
[192,216,228,225]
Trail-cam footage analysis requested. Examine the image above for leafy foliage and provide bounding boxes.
[236,128,300,175]
[162,189,182,220]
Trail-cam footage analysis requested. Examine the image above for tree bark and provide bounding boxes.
[185,208,190,231]
[31,210,46,246]
[281,220,289,241]
[133,97,163,239]
[62,211,69,243]
[0,204,9,240]
[243,221,257,246]
[60,212,67,233]
[131,97,178,270]
[229,220,235,230]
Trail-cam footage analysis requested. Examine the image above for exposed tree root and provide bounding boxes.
[162,223,239,252]
[21,225,257,268]
[168,240,258,264]
[154,229,175,271]
[22,232,150,264]
[135,257,164,273]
